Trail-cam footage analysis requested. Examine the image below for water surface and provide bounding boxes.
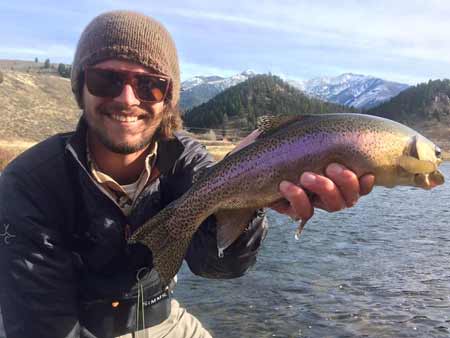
[175,162,450,338]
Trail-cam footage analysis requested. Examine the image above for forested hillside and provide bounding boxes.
[183,74,355,131]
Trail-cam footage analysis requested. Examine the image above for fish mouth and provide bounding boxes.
[414,170,445,189]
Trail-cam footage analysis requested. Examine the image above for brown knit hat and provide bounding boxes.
[71,10,180,109]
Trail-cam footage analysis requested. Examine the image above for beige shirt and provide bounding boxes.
[86,141,158,216]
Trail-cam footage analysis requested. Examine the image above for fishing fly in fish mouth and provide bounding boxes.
[129,113,445,286]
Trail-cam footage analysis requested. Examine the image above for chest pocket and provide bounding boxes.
[70,171,129,273]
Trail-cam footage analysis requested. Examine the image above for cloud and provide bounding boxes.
[1,0,449,83]
[148,0,450,64]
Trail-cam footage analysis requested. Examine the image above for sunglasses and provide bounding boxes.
[84,67,171,103]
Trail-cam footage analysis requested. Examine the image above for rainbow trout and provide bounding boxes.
[128,113,445,285]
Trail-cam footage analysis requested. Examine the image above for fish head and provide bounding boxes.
[396,134,445,189]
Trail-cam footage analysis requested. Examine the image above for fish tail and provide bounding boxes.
[128,203,193,286]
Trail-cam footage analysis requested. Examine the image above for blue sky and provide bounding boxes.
[1,0,449,84]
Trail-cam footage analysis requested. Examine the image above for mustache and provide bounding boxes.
[97,102,150,117]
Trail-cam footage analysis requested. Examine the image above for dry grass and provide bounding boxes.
[204,144,236,160]
[0,69,80,142]
[0,140,36,170]
[0,148,17,170]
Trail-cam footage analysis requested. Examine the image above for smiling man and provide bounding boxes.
[0,10,374,338]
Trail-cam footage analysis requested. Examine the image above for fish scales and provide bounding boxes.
[128,114,444,286]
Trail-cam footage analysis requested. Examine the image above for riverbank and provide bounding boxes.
[1,137,448,171]
[0,137,237,170]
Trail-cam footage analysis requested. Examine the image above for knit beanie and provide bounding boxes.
[71,10,180,108]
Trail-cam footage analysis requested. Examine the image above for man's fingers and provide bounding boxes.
[325,163,360,207]
[360,174,375,196]
[300,172,345,211]
[277,181,314,221]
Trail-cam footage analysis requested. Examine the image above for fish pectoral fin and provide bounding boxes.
[397,155,436,174]
[215,208,258,253]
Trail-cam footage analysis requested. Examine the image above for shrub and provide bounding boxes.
[203,129,217,141]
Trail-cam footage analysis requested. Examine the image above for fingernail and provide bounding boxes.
[301,173,316,185]
[348,194,360,207]
[328,163,344,175]
[279,181,291,191]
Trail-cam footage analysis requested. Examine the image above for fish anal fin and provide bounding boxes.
[398,155,436,174]
[215,208,257,252]
[257,115,310,138]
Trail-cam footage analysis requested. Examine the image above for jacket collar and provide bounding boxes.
[66,115,89,168]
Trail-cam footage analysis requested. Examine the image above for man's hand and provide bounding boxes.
[270,163,375,222]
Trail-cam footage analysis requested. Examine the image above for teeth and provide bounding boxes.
[110,114,139,122]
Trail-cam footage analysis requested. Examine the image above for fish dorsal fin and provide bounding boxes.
[397,155,436,174]
[257,114,309,138]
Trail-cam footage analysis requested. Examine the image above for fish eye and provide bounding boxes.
[435,146,442,158]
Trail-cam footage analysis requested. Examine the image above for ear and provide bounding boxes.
[76,71,85,109]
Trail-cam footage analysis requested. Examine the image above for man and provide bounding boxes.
[0,10,374,338]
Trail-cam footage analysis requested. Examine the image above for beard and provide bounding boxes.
[85,101,161,154]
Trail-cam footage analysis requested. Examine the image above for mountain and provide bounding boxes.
[181,72,409,111]
[180,70,256,110]
[183,74,355,133]
[289,73,410,109]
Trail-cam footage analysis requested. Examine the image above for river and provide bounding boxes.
[175,162,450,338]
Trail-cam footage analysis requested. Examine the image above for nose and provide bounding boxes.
[114,83,140,106]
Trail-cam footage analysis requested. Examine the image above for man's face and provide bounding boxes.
[82,59,166,154]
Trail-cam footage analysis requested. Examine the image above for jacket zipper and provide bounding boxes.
[66,144,131,240]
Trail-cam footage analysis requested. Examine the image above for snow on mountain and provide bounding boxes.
[180,70,256,110]
[180,71,409,111]
[290,73,409,109]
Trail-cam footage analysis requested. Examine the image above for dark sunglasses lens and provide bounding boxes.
[135,75,168,102]
[86,69,123,97]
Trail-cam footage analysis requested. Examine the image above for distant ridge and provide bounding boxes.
[180,70,256,111]
[183,74,355,132]
[289,73,409,109]
[181,71,409,111]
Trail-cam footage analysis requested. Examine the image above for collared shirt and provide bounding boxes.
[86,140,158,215]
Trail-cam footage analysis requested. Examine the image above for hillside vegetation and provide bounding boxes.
[366,79,450,155]
[0,70,80,142]
[367,79,450,123]
[184,74,356,132]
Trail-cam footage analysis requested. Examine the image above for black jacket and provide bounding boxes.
[0,118,266,338]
